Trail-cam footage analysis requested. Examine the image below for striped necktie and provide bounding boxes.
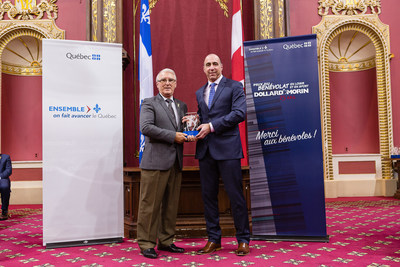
[166,98,177,127]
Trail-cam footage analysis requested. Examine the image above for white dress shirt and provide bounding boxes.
[205,75,223,106]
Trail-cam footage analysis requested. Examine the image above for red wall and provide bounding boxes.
[1,75,42,161]
[330,69,380,154]
[56,0,87,41]
[289,0,321,37]
[339,161,376,174]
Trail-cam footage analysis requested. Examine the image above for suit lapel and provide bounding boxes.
[157,94,177,129]
[0,155,4,169]
[199,83,209,111]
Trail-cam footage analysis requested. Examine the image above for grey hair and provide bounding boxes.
[156,68,177,82]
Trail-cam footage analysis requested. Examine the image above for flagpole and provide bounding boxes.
[138,0,154,162]
[231,0,248,166]
[133,0,139,158]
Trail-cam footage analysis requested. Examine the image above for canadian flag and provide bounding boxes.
[231,0,248,166]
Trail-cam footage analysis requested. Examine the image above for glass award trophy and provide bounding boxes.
[183,112,199,136]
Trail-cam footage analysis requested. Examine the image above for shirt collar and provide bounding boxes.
[159,94,174,102]
[208,75,223,87]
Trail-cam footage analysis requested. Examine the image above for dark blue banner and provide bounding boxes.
[244,35,328,240]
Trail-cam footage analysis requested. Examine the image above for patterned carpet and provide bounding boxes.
[1,197,400,266]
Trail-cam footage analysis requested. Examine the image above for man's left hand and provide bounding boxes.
[196,123,211,139]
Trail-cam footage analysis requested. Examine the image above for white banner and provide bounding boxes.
[42,39,123,247]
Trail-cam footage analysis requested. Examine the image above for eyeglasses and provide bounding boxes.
[157,78,176,84]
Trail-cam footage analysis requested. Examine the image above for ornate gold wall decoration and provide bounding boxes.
[260,0,273,39]
[278,0,285,37]
[0,0,59,20]
[214,0,229,17]
[0,0,63,76]
[255,0,288,40]
[0,20,64,76]
[16,0,36,10]
[89,0,122,43]
[92,0,98,41]
[149,0,159,11]
[313,14,393,180]
[103,0,116,43]
[318,0,381,16]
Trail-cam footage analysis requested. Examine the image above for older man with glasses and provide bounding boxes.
[137,68,194,259]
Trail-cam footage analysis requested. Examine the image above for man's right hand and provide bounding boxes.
[175,132,188,144]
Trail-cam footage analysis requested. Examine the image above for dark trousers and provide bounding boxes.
[199,151,250,244]
[0,178,10,212]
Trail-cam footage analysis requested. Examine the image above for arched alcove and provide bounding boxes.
[0,20,64,154]
[315,18,392,179]
[313,13,394,196]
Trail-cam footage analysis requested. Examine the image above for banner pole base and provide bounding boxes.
[251,235,330,243]
[45,237,123,249]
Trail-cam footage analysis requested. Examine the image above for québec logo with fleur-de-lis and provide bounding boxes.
[141,4,150,24]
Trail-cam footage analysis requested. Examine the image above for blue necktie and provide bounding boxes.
[208,83,216,108]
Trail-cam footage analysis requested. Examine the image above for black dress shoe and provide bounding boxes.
[157,243,185,253]
[0,210,8,221]
[141,248,158,259]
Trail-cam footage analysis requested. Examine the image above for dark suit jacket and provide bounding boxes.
[139,94,188,170]
[0,154,12,179]
[195,76,246,160]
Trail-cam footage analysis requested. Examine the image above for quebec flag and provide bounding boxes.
[139,0,153,162]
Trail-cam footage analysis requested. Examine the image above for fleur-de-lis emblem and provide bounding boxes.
[141,4,150,24]
[341,0,359,6]
[139,135,145,152]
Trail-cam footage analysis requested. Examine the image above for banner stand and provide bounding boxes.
[42,39,124,248]
[244,35,328,242]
